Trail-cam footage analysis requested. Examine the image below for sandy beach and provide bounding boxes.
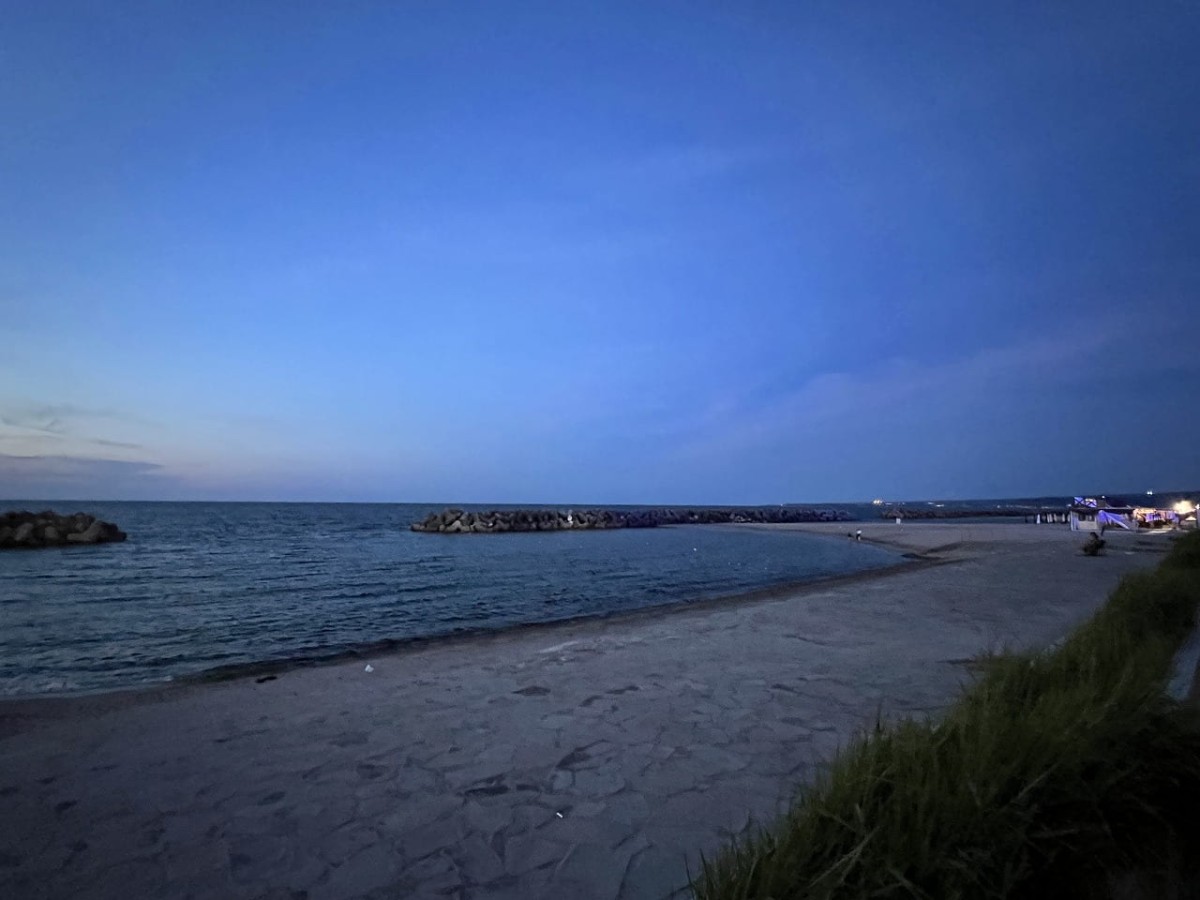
[0,523,1173,900]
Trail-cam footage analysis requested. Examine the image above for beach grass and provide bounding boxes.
[694,530,1200,900]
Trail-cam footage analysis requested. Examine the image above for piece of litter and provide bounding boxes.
[555,812,564,818]
[364,664,374,673]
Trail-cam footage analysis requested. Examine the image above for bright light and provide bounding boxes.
[1174,501,1195,516]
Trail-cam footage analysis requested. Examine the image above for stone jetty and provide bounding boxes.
[0,510,127,549]
[412,506,851,533]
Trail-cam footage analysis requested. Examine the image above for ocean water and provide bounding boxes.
[0,502,903,697]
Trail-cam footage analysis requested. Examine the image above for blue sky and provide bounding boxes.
[2,1,1197,503]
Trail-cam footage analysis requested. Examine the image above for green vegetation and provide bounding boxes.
[695,531,1200,900]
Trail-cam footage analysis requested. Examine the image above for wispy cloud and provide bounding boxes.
[0,453,169,501]
[0,402,152,455]
[673,321,1130,465]
[0,453,161,478]
[0,402,150,432]
[0,407,69,435]
[0,429,141,450]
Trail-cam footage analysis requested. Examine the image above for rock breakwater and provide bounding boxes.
[412,506,851,533]
[0,510,127,549]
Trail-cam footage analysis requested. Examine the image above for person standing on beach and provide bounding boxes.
[856,529,863,541]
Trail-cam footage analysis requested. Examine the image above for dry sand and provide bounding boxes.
[0,523,1175,900]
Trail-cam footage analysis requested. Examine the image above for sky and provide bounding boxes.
[1,1,1198,504]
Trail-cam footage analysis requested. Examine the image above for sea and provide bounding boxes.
[1,502,908,697]
[2,494,1184,697]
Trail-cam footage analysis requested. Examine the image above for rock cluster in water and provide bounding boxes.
[0,510,127,549]
[412,506,851,533]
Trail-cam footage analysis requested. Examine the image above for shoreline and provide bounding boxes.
[2,520,1158,715]
[0,535,937,720]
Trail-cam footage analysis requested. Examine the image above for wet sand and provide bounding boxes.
[0,524,1172,899]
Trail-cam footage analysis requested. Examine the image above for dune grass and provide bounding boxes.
[694,530,1200,900]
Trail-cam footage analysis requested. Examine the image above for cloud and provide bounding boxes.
[0,453,168,500]
[0,401,151,456]
[0,453,161,477]
[620,307,1200,501]
[672,322,1131,466]
[0,430,142,452]
[2,403,78,427]
[0,402,146,430]
[0,409,67,435]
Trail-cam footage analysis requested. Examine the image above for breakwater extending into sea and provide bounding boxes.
[412,505,851,533]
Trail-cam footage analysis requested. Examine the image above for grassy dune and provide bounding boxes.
[695,531,1200,900]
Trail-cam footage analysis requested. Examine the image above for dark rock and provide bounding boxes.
[0,510,126,550]
[67,520,105,544]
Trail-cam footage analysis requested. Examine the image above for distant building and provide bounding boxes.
[1069,495,1196,531]
[1069,497,1133,532]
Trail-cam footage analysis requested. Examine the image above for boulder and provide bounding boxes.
[67,520,105,544]
[102,522,126,542]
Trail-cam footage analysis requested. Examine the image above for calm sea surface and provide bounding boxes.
[0,502,906,697]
